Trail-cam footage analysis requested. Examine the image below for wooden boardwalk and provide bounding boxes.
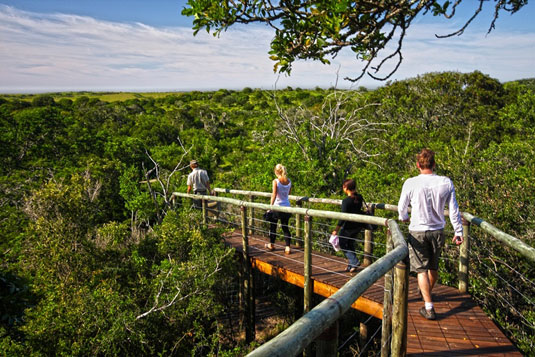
[223,230,522,356]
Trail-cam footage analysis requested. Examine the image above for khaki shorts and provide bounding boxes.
[408,230,445,273]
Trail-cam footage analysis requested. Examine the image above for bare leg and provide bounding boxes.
[428,270,438,292]
[418,271,433,303]
[418,270,438,320]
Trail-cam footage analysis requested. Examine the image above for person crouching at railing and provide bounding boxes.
[265,164,293,254]
[332,179,365,273]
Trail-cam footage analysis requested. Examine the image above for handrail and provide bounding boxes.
[462,212,535,262]
[248,220,407,357]
[375,204,535,264]
[213,187,343,205]
[213,188,535,263]
[175,188,533,355]
[172,192,388,227]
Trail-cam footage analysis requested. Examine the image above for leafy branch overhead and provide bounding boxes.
[182,0,527,81]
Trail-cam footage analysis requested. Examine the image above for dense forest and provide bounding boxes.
[1,71,534,355]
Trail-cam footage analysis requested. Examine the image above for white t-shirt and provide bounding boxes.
[398,173,463,235]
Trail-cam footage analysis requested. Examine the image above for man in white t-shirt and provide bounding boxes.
[398,149,463,320]
[187,160,210,208]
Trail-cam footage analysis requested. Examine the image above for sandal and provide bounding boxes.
[265,243,274,251]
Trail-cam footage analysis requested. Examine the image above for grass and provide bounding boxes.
[0,91,185,102]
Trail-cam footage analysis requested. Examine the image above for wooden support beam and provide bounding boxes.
[315,320,339,357]
[391,258,408,357]
[304,215,312,314]
[241,206,255,343]
[459,217,471,293]
[363,228,374,267]
[381,230,394,357]
[202,198,207,225]
[250,259,383,319]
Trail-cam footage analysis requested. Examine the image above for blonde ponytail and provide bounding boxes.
[274,164,287,181]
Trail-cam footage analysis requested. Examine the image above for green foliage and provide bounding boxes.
[119,165,154,223]
[3,178,235,355]
[1,71,535,355]
[182,1,527,80]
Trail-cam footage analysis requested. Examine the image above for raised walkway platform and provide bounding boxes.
[223,230,521,356]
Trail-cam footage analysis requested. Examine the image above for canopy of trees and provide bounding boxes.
[1,71,534,355]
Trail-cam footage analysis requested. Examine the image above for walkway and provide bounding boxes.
[223,230,521,356]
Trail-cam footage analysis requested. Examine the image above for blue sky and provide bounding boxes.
[1,1,534,93]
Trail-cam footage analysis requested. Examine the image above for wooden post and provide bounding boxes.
[241,206,255,343]
[202,198,207,225]
[250,265,256,343]
[363,204,375,267]
[304,215,314,357]
[295,200,303,247]
[391,257,409,357]
[459,217,471,293]
[315,320,339,357]
[381,230,394,357]
[304,215,312,314]
[237,255,244,332]
[249,194,255,235]
[363,228,374,267]
[359,319,369,355]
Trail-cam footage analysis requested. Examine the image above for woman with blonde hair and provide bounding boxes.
[265,164,293,254]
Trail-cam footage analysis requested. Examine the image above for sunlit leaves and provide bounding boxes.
[182,0,528,80]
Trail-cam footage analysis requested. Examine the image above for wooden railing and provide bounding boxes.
[171,188,535,356]
[212,188,535,292]
[172,190,408,356]
[212,187,378,267]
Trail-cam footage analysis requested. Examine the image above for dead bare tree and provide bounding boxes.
[278,90,386,163]
[273,72,390,172]
[142,135,192,223]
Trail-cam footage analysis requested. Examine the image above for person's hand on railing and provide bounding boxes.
[296,196,307,204]
[452,235,463,245]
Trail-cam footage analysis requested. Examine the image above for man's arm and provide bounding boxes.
[201,170,210,194]
[398,182,411,222]
[448,183,463,242]
[187,173,192,194]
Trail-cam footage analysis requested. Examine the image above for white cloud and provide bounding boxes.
[0,5,533,93]
[396,23,535,82]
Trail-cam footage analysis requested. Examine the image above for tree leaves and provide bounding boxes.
[182,0,528,81]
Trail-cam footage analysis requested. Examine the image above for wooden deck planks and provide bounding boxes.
[223,231,522,356]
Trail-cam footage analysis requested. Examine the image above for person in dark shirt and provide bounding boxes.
[332,179,364,272]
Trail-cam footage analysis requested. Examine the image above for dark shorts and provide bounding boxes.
[408,229,445,273]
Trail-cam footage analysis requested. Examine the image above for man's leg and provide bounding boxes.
[418,269,437,320]
[418,271,433,303]
[428,269,438,292]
